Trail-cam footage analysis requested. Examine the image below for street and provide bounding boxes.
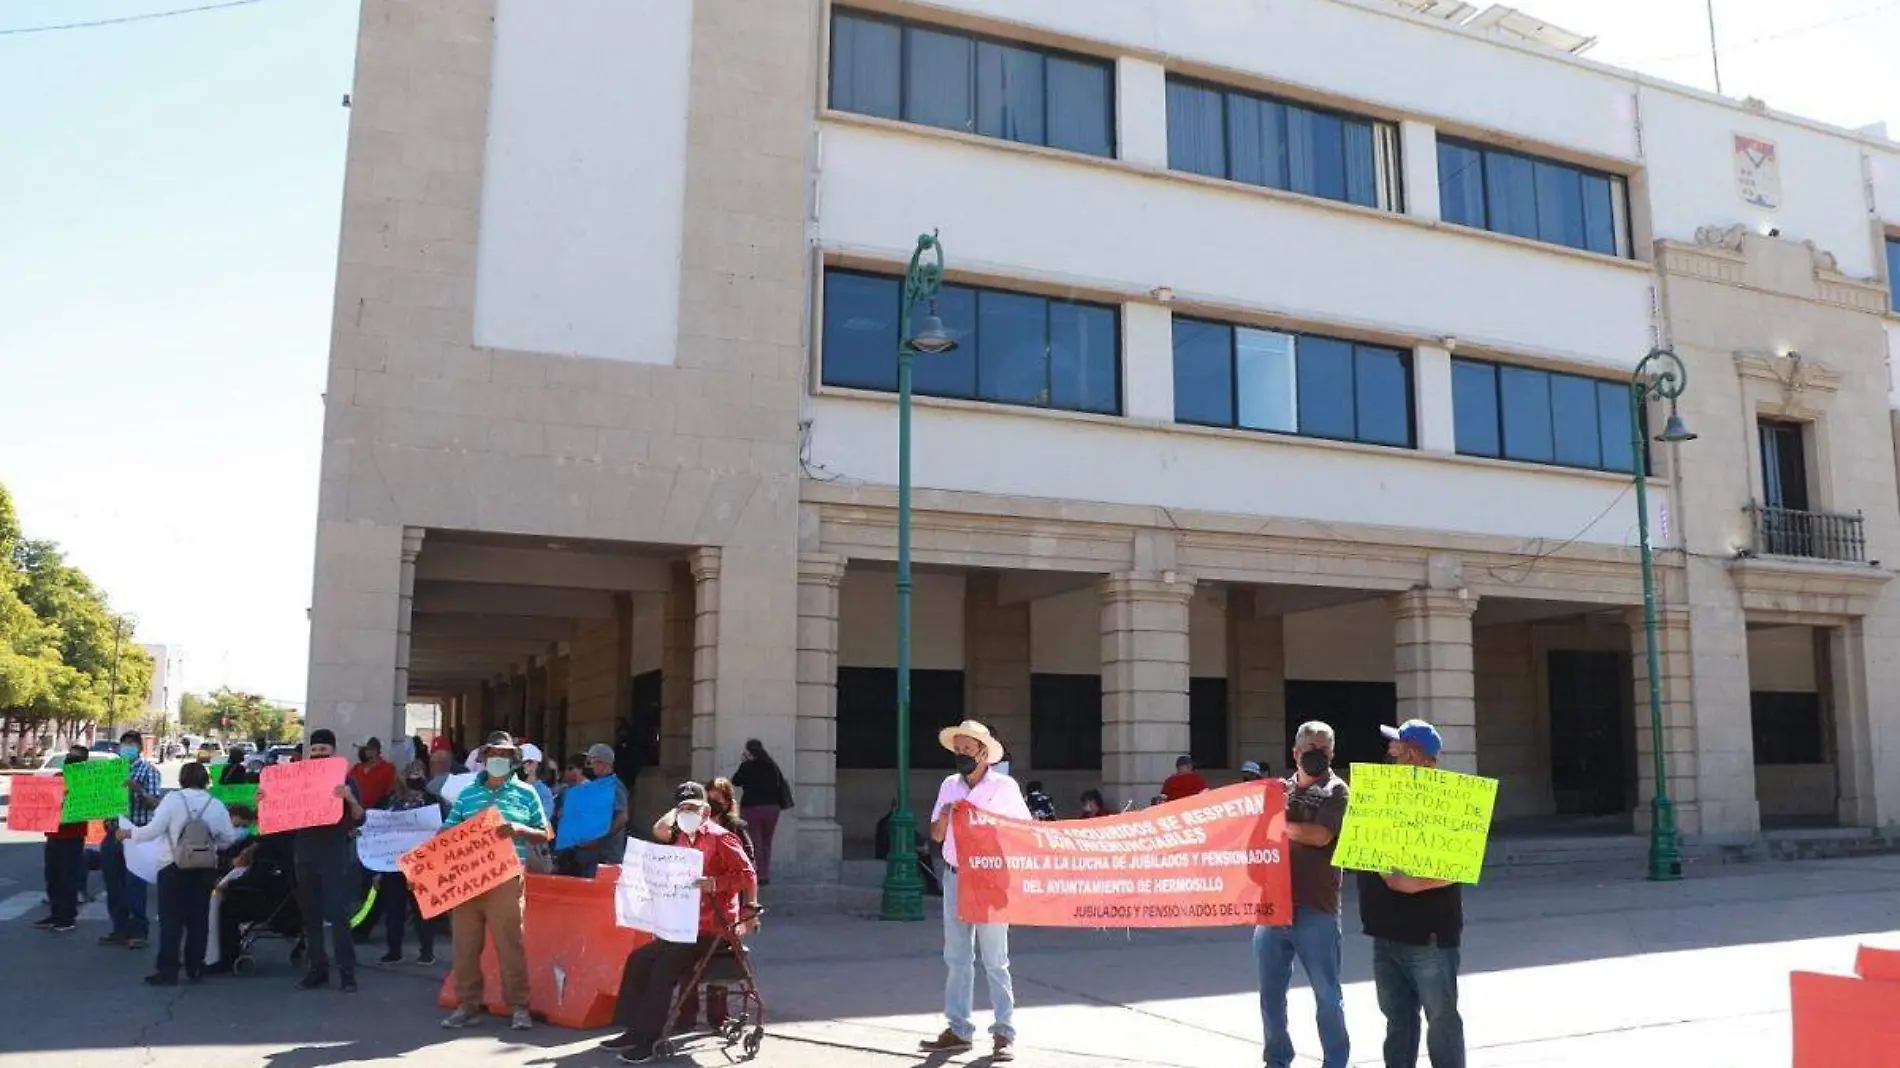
[0,770,1893,1067]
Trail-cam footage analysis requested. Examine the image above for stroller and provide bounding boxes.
[651,908,768,1061]
[222,857,306,976]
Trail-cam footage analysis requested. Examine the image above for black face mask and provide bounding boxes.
[359,749,374,764]
[1299,749,1331,777]
[406,777,426,789]
[954,753,979,776]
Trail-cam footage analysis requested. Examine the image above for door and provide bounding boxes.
[1758,420,1811,556]
[1282,680,1397,781]
[1547,650,1629,816]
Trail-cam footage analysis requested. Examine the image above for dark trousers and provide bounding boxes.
[1372,938,1465,1068]
[615,937,714,1046]
[741,805,779,882]
[294,861,356,974]
[45,837,85,925]
[101,829,151,938]
[381,872,434,956]
[155,866,218,980]
[216,878,276,965]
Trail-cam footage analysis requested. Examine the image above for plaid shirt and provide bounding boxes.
[126,758,162,827]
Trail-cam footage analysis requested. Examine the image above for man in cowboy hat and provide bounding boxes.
[919,721,1032,1063]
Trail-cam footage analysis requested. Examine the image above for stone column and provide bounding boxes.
[1391,587,1478,772]
[1828,622,1877,828]
[965,574,1032,769]
[1228,588,1287,772]
[660,563,695,786]
[689,548,722,782]
[1101,572,1195,809]
[1628,606,1704,836]
[304,520,405,746]
[794,553,846,879]
[391,527,424,742]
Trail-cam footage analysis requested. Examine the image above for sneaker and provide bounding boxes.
[377,952,403,965]
[415,951,437,966]
[918,1029,974,1054]
[993,1034,1016,1062]
[510,1009,533,1031]
[98,932,128,946]
[296,970,329,990]
[598,1032,643,1051]
[124,938,147,950]
[33,916,58,929]
[51,923,76,933]
[203,962,233,976]
[143,974,178,987]
[339,972,358,994]
[616,1048,660,1065]
[440,1006,483,1029]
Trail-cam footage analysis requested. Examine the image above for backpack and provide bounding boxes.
[173,796,219,871]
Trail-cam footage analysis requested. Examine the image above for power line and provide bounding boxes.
[0,0,276,37]
[1635,0,1900,65]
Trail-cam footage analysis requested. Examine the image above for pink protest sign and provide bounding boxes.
[259,756,350,835]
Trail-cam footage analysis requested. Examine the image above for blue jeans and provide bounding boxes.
[1254,907,1349,1068]
[1372,938,1465,1068]
[100,829,150,939]
[940,870,1015,1042]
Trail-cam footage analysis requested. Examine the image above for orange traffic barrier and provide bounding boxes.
[436,867,652,1029]
[1791,944,1900,1067]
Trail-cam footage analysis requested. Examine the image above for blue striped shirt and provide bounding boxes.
[444,777,546,862]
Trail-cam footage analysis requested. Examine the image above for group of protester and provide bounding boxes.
[914,716,1465,1068]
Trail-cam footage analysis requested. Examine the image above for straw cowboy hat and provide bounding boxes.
[938,720,1006,766]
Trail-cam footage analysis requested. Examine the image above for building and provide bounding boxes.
[141,644,185,730]
[305,0,1900,879]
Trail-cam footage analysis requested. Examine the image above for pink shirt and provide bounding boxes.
[932,769,1032,869]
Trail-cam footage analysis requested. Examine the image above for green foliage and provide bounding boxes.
[180,687,302,743]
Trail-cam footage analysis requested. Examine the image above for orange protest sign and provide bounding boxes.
[258,756,350,835]
[7,776,65,833]
[399,806,522,919]
[953,782,1292,928]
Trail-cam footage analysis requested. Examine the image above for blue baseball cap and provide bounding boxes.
[1380,719,1443,758]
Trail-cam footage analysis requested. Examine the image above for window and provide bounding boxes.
[836,667,963,770]
[1750,691,1824,765]
[1189,678,1229,770]
[822,269,1121,415]
[829,10,1114,157]
[1437,137,1629,256]
[1030,674,1101,771]
[1758,420,1810,512]
[1887,237,1900,314]
[1165,77,1401,211]
[1172,317,1414,447]
[1451,358,1643,474]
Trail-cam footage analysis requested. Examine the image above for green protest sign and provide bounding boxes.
[1331,763,1499,884]
[211,783,259,808]
[61,757,131,822]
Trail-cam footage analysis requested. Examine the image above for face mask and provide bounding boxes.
[359,749,372,763]
[1299,750,1331,777]
[954,753,979,776]
[485,757,514,779]
[675,810,704,836]
[581,767,598,781]
[710,797,730,816]
[234,825,255,838]
[406,777,426,789]
[119,745,138,760]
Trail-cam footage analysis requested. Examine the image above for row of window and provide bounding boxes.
[828,9,1632,258]
[821,269,1642,474]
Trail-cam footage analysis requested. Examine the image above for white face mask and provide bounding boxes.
[675,810,704,836]
[485,756,514,779]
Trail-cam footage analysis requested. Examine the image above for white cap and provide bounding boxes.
[520,743,544,763]
[1240,760,1263,775]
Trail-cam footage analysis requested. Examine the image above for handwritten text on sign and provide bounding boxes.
[1331,763,1499,885]
[952,783,1291,928]
[357,807,443,873]
[7,776,65,832]
[61,758,130,822]
[259,757,349,835]
[398,806,521,919]
[614,837,706,944]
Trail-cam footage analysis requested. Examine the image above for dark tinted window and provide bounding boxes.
[836,667,963,770]
[1173,317,1413,448]
[1190,678,1229,770]
[1455,358,1641,473]
[831,10,1114,157]
[1451,359,1499,456]
[1498,366,1554,463]
[1597,380,1636,474]
[1030,674,1102,771]
[1550,373,1601,468]
[1439,136,1629,256]
[1751,691,1824,765]
[1166,77,1400,210]
[823,269,1121,415]
[1887,237,1900,313]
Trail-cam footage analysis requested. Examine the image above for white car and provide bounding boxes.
[34,753,66,776]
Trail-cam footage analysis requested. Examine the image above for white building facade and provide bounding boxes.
[141,644,185,729]
[307,0,1900,877]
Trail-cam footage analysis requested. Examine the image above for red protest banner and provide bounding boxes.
[258,756,350,835]
[952,782,1291,928]
[399,805,522,919]
[7,776,65,833]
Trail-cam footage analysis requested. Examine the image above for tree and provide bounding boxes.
[11,537,152,729]
[181,688,302,743]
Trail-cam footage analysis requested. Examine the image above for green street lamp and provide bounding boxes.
[1630,347,1696,882]
[882,231,956,922]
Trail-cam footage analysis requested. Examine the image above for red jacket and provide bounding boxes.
[684,822,757,935]
[348,759,396,810]
[1160,771,1209,801]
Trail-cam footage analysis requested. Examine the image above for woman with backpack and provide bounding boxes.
[729,740,791,885]
[121,761,240,986]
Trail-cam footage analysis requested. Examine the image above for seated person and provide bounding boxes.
[599,783,759,1064]
[205,806,299,974]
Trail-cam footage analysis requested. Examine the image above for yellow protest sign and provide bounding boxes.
[1332,763,1498,884]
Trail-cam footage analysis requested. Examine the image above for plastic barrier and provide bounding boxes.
[1790,945,1900,1067]
[436,867,652,1029]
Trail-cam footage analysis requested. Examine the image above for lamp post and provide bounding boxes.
[1629,348,1696,882]
[882,231,958,922]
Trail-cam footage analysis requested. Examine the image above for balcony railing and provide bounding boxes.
[1744,503,1867,563]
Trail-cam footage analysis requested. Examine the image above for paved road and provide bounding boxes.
[0,773,1891,1066]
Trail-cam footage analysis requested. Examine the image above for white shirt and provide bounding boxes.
[129,789,241,857]
[932,769,1032,869]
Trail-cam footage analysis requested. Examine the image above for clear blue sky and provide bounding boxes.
[1,0,1898,709]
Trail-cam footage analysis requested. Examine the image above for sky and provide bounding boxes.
[3,0,1900,709]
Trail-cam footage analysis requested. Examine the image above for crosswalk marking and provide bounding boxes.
[0,891,109,924]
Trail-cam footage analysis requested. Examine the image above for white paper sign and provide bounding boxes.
[614,838,705,944]
[439,773,476,805]
[356,807,444,873]
[125,837,169,884]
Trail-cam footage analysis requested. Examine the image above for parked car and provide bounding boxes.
[34,753,66,776]
[265,744,299,765]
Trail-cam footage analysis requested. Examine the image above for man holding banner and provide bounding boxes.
[99,729,163,952]
[439,731,549,1033]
